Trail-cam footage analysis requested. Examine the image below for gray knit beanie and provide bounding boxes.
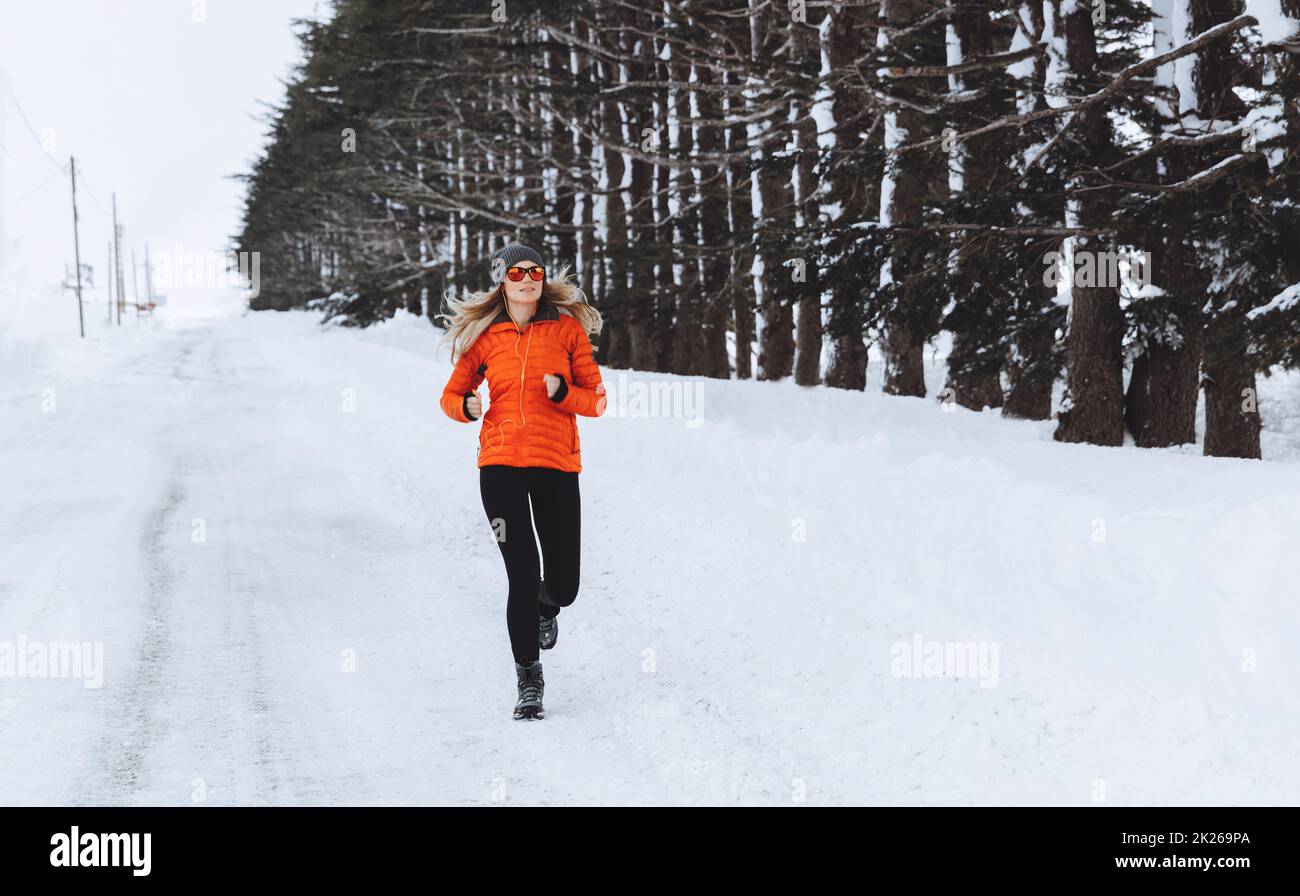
[490,243,546,283]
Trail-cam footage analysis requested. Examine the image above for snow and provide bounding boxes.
[1247,281,1300,320]
[1178,153,1248,189]
[946,16,965,194]
[1245,0,1300,43]
[813,14,837,156]
[945,21,963,95]
[1171,0,1198,122]
[1152,0,1178,126]
[878,13,899,230]
[2,298,1300,805]
[880,109,905,220]
[1007,7,1037,85]
[1042,0,1069,109]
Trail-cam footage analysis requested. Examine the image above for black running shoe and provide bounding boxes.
[539,613,558,650]
[513,659,545,720]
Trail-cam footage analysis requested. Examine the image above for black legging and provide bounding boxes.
[479,465,581,663]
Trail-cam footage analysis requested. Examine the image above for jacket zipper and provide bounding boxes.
[515,321,533,461]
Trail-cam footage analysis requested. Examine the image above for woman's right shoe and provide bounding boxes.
[513,659,545,720]
[539,613,558,650]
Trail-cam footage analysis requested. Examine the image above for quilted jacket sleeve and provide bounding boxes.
[440,339,487,423]
[549,319,607,417]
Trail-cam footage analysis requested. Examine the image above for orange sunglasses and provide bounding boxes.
[505,265,546,282]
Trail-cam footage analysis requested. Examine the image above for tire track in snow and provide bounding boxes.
[89,472,184,802]
[201,445,287,805]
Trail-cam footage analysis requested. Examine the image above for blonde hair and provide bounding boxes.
[435,263,603,362]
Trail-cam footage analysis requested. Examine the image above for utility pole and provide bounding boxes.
[131,248,139,308]
[144,243,154,307]
[69,156,85,338]
[107,242,113,322]
[112,194,125,326]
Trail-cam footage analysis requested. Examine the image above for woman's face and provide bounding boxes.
[502,261,544,304]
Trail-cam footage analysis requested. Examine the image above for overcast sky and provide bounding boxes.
[1,0,322,312]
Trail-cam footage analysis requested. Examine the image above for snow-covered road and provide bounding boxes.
[2,302,1299,805]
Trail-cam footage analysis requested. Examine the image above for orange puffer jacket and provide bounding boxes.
[440,299,607,472]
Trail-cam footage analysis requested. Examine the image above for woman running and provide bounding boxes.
[437,244,607,720]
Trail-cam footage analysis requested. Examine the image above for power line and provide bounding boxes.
[15,164,66,203]
[5,83,111,217]
[73,161,111,217]
[5,81,116,229]
[7,83,67,174]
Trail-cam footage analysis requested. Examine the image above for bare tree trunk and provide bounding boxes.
[695,57,733,378]
[791,16,823,387]
[880,0,946,397]
[653,32,676,372]
[550,33,578,269]
[726,60,756,380]
[1203,353,1261,458]
[1053,2,1125,445]
[1054,241,1126,445]
[1125,200,1203,447]
[753,2,795,381]
[627,21,657,371]
[822,2,876,390]
[669,17,704,375]
[600,30,630,369]
[576,21,597,309]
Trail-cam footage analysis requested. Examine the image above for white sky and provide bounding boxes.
[1,0,323,313]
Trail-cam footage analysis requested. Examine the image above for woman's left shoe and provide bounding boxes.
[539,613,558,650]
